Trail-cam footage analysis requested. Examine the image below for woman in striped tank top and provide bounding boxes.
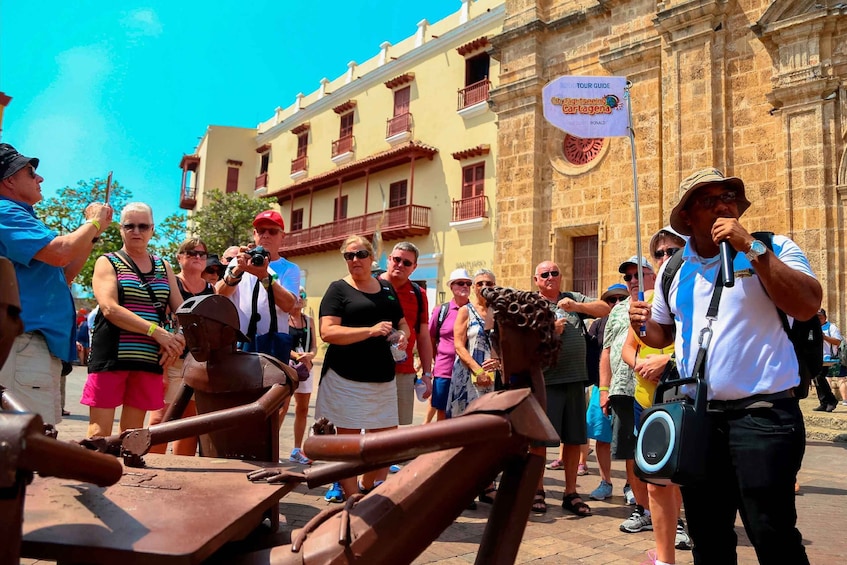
[81,202,186,439]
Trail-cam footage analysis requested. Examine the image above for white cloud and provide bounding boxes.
[122,8,163,38]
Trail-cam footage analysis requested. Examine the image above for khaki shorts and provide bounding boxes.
[0,332,62,424]
[395,372,416,425]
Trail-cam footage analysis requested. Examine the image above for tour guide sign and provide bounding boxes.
[541,76,630,139]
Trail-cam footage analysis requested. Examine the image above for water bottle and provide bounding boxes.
[387,329,407,362]
[414,377,427,402]
[555,308,567,320]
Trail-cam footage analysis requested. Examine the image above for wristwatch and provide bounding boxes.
[745,239,767,262]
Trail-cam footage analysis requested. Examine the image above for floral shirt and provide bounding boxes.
[603,298,635,398]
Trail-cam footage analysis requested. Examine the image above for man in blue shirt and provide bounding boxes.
[0,143,112,424]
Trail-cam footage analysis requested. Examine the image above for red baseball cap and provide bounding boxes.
[252,210,285,230]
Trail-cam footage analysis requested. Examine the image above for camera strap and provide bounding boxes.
[115,250,168,326]
[247,277,278,340]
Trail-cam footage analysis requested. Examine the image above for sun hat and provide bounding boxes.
[618,256,653,274]
[600,284,629,302]
[0,143,39,181]
[446,268,472,286]
[669,168,750,236]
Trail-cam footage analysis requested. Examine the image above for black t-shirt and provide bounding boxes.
[319,279,404,383]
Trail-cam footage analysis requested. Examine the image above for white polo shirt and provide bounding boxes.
[652,235,815,401]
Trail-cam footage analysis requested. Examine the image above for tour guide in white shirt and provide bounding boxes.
[628,168,820,565]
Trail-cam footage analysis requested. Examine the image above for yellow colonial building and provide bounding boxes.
[179,0,505,308]
[489,0,847,320]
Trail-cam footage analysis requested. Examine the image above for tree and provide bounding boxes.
[189,189,271,254]
[36,177,131,290]
[150,212,188,266]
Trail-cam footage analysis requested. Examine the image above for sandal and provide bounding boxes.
[561,492,591,517]
[478,484,497,504]
[532,490,547,513]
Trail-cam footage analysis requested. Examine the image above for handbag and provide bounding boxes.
[634,265,726,486]
[240,278,292,364]
[586,385,612,443]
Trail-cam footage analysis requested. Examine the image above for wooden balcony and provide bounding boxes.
[452,194,488,222]
[457,78,490,110]
[280,204,431,257]
[179,185,197,210]
[255,172,269,190]
[386,112,412,139]
[331,135,355,158]
[290,155,307,175]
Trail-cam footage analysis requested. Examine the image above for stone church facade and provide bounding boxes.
[489,0,847,320]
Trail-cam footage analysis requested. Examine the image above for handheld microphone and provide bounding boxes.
[720,240,735,287]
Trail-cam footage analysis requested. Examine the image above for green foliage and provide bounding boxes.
[36,177,132,290]
[150,212,188,266]
[189,189,271,254]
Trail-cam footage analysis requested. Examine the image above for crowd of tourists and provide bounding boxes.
[0,140,821,564]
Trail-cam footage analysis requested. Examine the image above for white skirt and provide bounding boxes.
[315,368,398,429]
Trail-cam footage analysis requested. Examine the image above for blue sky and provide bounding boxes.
[1,0,460,224]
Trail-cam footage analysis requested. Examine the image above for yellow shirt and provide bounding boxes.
[633,292,674,408]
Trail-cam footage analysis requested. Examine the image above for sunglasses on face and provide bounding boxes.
[27,165,37,179]
[695,190,737,209]
[452,281,471,287]
[183,250,207,258]
[653,248,680,259]
[203,268,220,275]
[537,270,560,279]
[606,296,627,304]
[475,280,495,288]
[390,256,414,268]
[343,249,371,261]
[122,223,152,232]
[256,227,282,236]
[623,272,653,282]
[222,256,236,263]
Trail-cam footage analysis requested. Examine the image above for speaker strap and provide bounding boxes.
[692,266,727,380]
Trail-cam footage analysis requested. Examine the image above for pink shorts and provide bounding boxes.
[81,370,166,411]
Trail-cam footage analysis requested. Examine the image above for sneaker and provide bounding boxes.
[289,448,313,465]
[620,505,653,533]
[389,464,402,473]
[545,458,563,470]
[623,483,637,505]
[675,518,692,550]
[577,463,589,476]
[589,480,613,500]
[324,482,344,503]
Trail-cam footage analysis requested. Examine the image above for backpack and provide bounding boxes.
[433,302,451,346]
[376,273,425,330]
[660,231,822,399]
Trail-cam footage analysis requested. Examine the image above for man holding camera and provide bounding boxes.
[216,210,298,362]
[628,168,819,564]
[0,143,111,425]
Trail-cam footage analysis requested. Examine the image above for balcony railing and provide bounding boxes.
[457,78,490,110]
[280,204,431,257]
[451,194,488,222]
[386,112,412,138]
[331,135,355,158]
[179,185,197,210]
[255,172,269,190]
[290,155,307,174]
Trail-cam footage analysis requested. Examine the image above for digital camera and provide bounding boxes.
[246,246,270,266]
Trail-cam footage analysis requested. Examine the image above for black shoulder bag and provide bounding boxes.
[634,267,725,486]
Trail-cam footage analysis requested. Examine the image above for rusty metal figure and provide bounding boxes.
[239,286,561,565]
[82,294,298,466]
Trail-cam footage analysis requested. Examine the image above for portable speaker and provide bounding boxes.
[635,377,709,486]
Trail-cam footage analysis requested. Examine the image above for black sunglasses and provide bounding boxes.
[343,249,371,261]
[606,296,628,304]
[695,190,737,209]
[183,250,207,258]
[256,227,282,235]
[623,272,653,282]
[653,248,680,259]
[475,280,495,288]
[122,223,152,232]
[390,256,414,268]
[537,270,560,279]
[451,281,471,287]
